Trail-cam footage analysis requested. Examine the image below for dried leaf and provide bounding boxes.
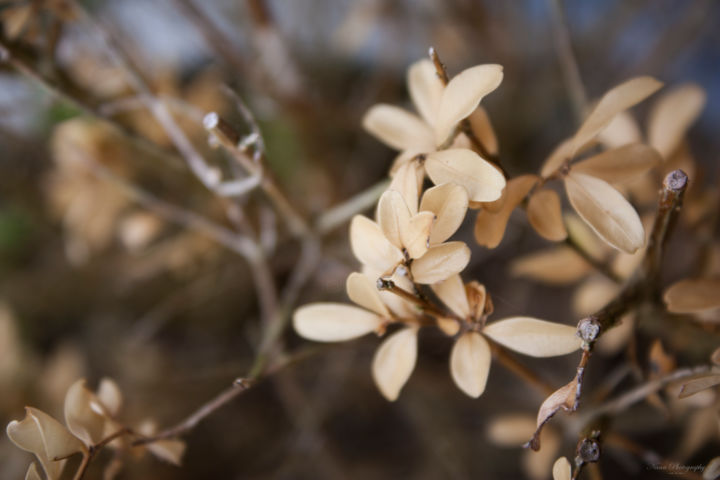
[484,317,582,357]
[419,183,469,244]
[597,110,642,148]
[402,212,435,259]
[372,327,418,401]
[377,190,411,249]
[678,374,720,399]
[450,332,491,398]
[96,378,122,418]
[431,274,470,318]
[528,378,578,450]
[64,380,107,446]
[565,172,645,254]
[410,241,470,284]
[346,272,390,317]
[571,76,663,155]
[436,317,461,336]
[541,139,573,179]
[510,247,591,285]
[468,106,499,155]
[362,104,434,152]
[425,149,506,202]
[293,303,381,342]
[663,278,720,314]
[474,175,538,248]
[552,457,572,480]
[527,189,567,241]
[350,215,403,273]
[389,161,423,214]
[408,59,443,126]
[466,281,489,319]
[435,64,503,146]
[648,84,706,159]
[572,143,661,184]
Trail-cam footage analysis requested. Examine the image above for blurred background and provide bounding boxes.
[0,0,719,478]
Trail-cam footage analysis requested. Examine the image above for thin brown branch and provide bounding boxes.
[488,340,556,396]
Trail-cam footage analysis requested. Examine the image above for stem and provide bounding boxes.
[315,179,390,234]
[73,452,91,480]
[377,278,450,320]
[488,340,556,396]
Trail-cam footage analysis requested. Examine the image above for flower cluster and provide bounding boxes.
[293,57,581,401]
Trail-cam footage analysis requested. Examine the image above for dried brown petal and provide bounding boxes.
[678,374,720,399]
[571,76,663,155]
[346,272,390,317]
[389,161,423,214]
[350,215,403,273]
[410,242,470,284]
[468,106,499,155]
[402,212,435,259]
[450,332,491,398]
[64,379,107,446]
[648,84,706,159]
[528,378,579,450]
[419,183,469,244]
[408,59,443,126]
[527,189,567,242]
[510,247,591,285]
[474,175,538,248]
[362,104,434,152]
[466,281,489,320]
[597,110,642,148]
[483,317,582,357]
[293,303,381,342]
[565,172,645,254]
[663,278,720,314]
[431,274,470,318]
[648,339,675,379]
[435,64,503,146]
[425,149,506,202]
[96,378,122,418]
[572,143,661,184]
[372,327,419,401]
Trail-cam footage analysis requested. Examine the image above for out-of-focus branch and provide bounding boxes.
[315,179,390,234]
[564,234,622,284]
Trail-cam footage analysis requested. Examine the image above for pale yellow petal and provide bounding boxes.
[483,317,581,357]
[450,332,491,398]
[402,211,435,259]
[565,172,645,254]
[350,215,403,272]
[377,190,411,249]
[64,379,106,446]
[372,327,418,401]
[435,64,504,146]
[474,175,538,248]
[410,242,470,284]
[408,59,444,126]
[648,84,706,159]
[431,274,470,318]
[420,183,469,244]
[510,247,591,285]
[426,149,505,202]
[664,278,720,313]
[552,457,572,480]
[346,272,390,317]
[293,303,381,342]
[362,104,434,152]
[571,76,663,155]
[527,189,567,242]
[572,143,661,184]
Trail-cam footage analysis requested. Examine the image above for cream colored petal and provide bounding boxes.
[435,64,504,146]
[483,317,581,357]
[426,149,506,202]
[402,211,435,259]
[541,139,573,178]
[664,278,720,313]
[468,106,499,155]
[565,172,645,254]
[147,439,186,466]
[408,59,444,126]
[466,281,489,319]
[350,215,403,272]
[450,332,491,398]
[96,378,122,418]
[346,272,390,317]
[25,463,42,480]
[372,327,419,401]
[420,183,469,244]
[7,407,83,468]
[431,274,470,318]
[64,379,106,446]
[572,143,661,184]
[571,76,663,155]
[527,189,567,242]
[552,457,572,480]
[389,160,423,214]
[474,175,538,248]
[362,104,434,152]
[565,213,609,260]
[377,190,411,249]
[411,242,470,284]
[510,247,591,285]
[648,84,706,159]
[597,110,643,148]
[363,266,417,318]
[437,317,461,336]
[293,303,381,342]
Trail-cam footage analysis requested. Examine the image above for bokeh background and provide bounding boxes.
[1,0,719,478]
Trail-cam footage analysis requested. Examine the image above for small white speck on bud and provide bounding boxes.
[239,132,260,150]
[395,265,408,277]
[206,167,222,186]
[203,112,220,131]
